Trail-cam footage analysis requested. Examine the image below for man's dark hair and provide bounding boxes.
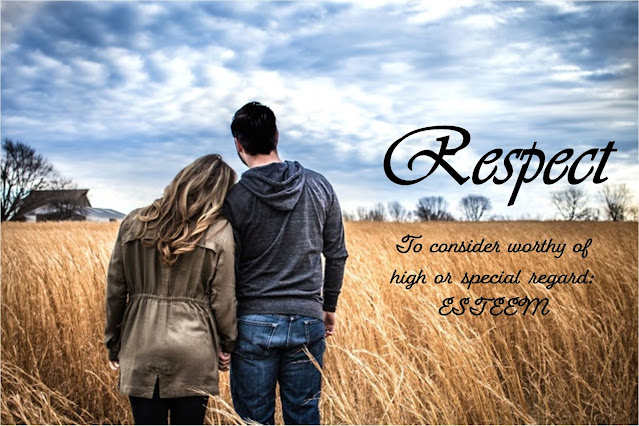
[231,102,278,155]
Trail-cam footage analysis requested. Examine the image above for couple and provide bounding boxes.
[104,102,348,425]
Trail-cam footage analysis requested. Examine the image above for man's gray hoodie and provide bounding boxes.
[222,160,348,320]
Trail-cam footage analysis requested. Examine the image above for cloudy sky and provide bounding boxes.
[1,0,637,219]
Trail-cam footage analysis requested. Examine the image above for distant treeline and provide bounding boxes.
[344,186,637,222]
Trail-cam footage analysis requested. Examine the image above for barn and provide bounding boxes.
[19,189,125,222]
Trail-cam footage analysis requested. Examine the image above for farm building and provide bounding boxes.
[19,189,125,222]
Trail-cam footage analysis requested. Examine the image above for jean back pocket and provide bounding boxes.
[235,317,279,360]
[303,319,325,347]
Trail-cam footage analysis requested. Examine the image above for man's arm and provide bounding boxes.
[322,188,348,320]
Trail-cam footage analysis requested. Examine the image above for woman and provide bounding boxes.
[104,154,237,425]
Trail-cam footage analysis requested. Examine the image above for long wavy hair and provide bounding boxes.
[136,154,236,266]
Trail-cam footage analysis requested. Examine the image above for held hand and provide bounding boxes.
[109,360,120,371]
[324,311,336,338]
[219,352,231,372]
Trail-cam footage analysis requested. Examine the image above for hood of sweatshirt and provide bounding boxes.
[238,160,306,211]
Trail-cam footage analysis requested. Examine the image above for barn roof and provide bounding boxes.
[83,207,126,220]
[21,189,92,211]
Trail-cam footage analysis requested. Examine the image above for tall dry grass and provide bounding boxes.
[1,221,637,424]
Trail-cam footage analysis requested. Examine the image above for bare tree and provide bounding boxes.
[355,203,386,221]
[355,206,368,221]
[550,187,596,220]
[414,196,454,221]
[459,194,492,221]
[1,139,82,221]
[387,201,411,222]
[599,184,633,221]
[342,210,357,221]
[45,179,86,221]
[2,139,56,221]
[370,203,386,221]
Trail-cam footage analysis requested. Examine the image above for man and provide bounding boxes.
[222,101,348,425]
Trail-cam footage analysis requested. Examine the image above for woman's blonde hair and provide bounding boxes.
[136,154,236,266]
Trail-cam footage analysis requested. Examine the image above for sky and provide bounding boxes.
[1,0,637,219]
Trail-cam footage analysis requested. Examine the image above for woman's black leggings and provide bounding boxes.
[128,377,209,425]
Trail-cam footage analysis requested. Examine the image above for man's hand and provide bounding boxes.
[108,360,120,371]
[219,352,231,371]
[324,311,336,338]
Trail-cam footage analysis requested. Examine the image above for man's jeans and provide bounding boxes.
[230,314,325,425]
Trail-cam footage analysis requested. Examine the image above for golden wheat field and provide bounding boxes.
[1,220,637,425]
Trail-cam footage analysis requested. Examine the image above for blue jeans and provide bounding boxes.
[230,314,325,425]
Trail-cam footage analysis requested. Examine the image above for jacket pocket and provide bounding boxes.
[234,318,278,360]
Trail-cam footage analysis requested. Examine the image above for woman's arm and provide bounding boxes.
[210,224,238,354]
[104,223,129,362]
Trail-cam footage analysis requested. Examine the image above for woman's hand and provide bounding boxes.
[109,360,120,371]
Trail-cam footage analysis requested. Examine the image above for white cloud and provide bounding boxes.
[539,0,588,15]
[461,13,503,29]
[72,58,109,86]
[101,47,147,86]
[406,0,477,24]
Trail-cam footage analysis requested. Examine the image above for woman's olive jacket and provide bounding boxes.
[104,210,237,398]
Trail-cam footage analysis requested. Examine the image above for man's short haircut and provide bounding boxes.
[231,102,278,155]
